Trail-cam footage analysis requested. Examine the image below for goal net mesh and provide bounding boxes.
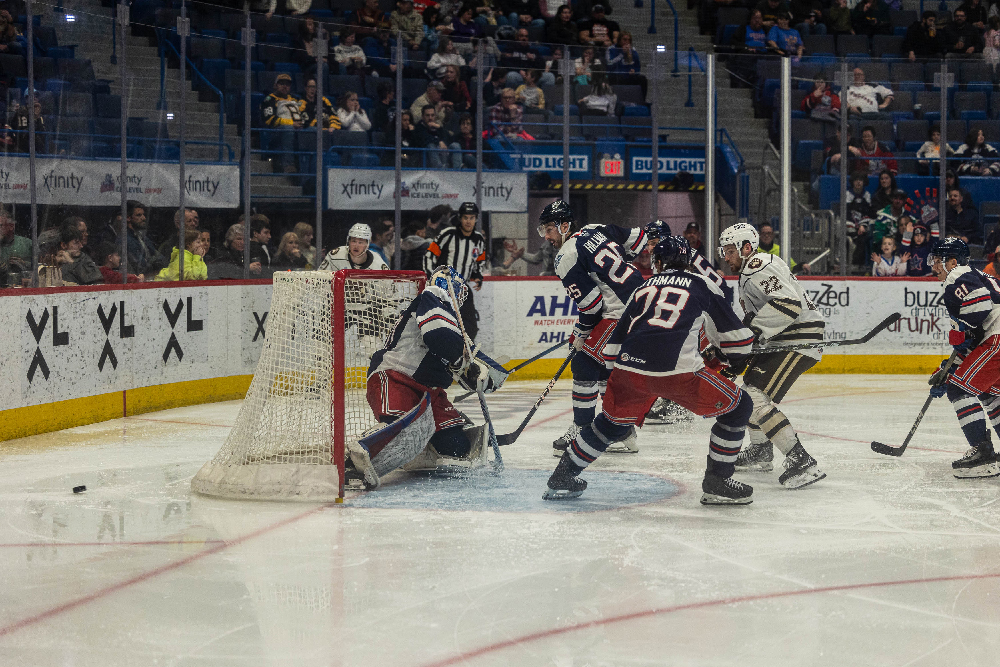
[192,270,424,501]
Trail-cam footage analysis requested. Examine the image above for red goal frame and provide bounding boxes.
[331,269,426,496]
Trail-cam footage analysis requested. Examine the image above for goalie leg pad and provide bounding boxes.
[356,393,439,477]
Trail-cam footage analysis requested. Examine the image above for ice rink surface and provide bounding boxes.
[2,374,1000,666]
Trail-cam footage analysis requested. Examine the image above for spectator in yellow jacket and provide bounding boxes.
[156,228,208,281]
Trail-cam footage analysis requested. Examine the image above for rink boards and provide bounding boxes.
[0,276,948,441]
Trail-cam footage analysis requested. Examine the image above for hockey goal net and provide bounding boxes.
[192,270,426,501]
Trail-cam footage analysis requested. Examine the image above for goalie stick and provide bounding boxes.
[871,351,960,457]
[445,278,503,471]
[751,312,901,354]
[495,349,577,447]
[454,340,569,403]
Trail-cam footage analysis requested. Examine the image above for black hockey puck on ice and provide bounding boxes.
[72,485,86,494]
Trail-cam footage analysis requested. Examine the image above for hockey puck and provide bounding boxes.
[72,485,86,494]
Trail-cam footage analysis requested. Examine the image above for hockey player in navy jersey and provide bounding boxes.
[642,219,741,423]
[544,236,757,504]
[348,266,508,488]
[720,222,827,489]
[540,200,648,456]
[928,238,1000,478]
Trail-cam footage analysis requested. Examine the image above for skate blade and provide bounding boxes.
[781,468,827,489]
[953,462,1000,479]
[735,461,774,473]
[605,444,639,454]
[542,488,584,500]
[700,492,753,505]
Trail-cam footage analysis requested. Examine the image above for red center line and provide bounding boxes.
[0,505,331,638]
[416,571,1000,667]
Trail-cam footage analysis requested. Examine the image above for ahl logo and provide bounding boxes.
[620,353,647,364]
[100,174,116,193]
[400,181,410,197]
[715,401,723,409]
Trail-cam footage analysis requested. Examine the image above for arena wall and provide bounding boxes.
[0,276,949,442]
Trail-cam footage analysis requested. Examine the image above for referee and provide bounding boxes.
[423,202,486,340]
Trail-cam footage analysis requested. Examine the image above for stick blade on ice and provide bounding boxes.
[870,441,905,457]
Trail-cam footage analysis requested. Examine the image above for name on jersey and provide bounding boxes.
[647,274,692,289]
[583,232,610,253]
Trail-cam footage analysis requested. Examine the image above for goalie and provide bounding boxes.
[347,266,509,488]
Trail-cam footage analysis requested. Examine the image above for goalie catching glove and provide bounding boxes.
[459,351,511,394]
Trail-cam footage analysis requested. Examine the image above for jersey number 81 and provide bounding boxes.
[630,285,690,332]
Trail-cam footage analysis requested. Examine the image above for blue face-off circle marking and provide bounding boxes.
[347,469,680,512]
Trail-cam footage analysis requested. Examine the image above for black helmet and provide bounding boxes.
[539,200,574,225]
[458,202,479,217]
[652,235,693,271]
[643,219,670,242]
[930,237,970,266]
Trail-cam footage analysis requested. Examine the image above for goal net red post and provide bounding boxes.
[192,270,426,501]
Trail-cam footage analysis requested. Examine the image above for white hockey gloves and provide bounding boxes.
[569,323,591,351]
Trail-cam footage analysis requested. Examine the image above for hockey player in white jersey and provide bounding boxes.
[319,223,390,271]
[719,222,826,489]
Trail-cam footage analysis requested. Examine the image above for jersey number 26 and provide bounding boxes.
[630,285,690,332]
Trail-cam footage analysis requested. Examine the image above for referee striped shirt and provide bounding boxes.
[423,226,487,282]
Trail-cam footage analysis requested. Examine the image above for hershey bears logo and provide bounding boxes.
[747,257,763,270]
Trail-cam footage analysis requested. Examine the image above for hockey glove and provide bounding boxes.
[568,323,592,351]
[928,359,954,398]
[949,329,975,355]
[720,354,752,380]
[459,360,507,394]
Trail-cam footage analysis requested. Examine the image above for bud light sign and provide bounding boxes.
[510,146,591,178]
[630,148,706,182]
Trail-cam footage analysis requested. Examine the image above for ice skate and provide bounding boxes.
[952,442,1000,479]
[646,398,693,424]
[700,471,753,505]
[605,426,639,454]
[553,423,583,457]
[543,453,588,500]
[778,442,826,489]
[735,441,774,472]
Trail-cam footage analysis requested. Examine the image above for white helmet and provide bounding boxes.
[347,223,372,243]
[718,223,759,263]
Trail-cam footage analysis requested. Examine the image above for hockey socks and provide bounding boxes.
[947,384,990,446]
[744,385,797,455]
[571,380,600,426]
[708,393,752,478]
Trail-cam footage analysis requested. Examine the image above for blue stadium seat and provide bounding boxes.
[795,139,824,173]
[622,105,650,117]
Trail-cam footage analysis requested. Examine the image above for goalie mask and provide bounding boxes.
[430,265,469,306]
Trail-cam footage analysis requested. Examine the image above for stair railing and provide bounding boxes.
[642,0,679,74]
[159,31,225,161]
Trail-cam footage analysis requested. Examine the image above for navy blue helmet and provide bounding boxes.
[652,235,693,271]
[539,200,574,225]
[930,238,970,266]
[643,219,670,242]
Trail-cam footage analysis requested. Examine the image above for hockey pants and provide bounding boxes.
[743,351,817,456]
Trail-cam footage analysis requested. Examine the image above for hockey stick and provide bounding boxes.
[495,349,577,447]
[445,279,503,470]
[751,312,901,354]
[454,340,569,403]
[871,351,960,457]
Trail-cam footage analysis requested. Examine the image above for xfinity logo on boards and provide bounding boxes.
[473,183,514,201]
[185,175,220,197]
[341,179,385,199]
[43,170,84,193]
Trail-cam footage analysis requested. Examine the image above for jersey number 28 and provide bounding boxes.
[631,285,690,332]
